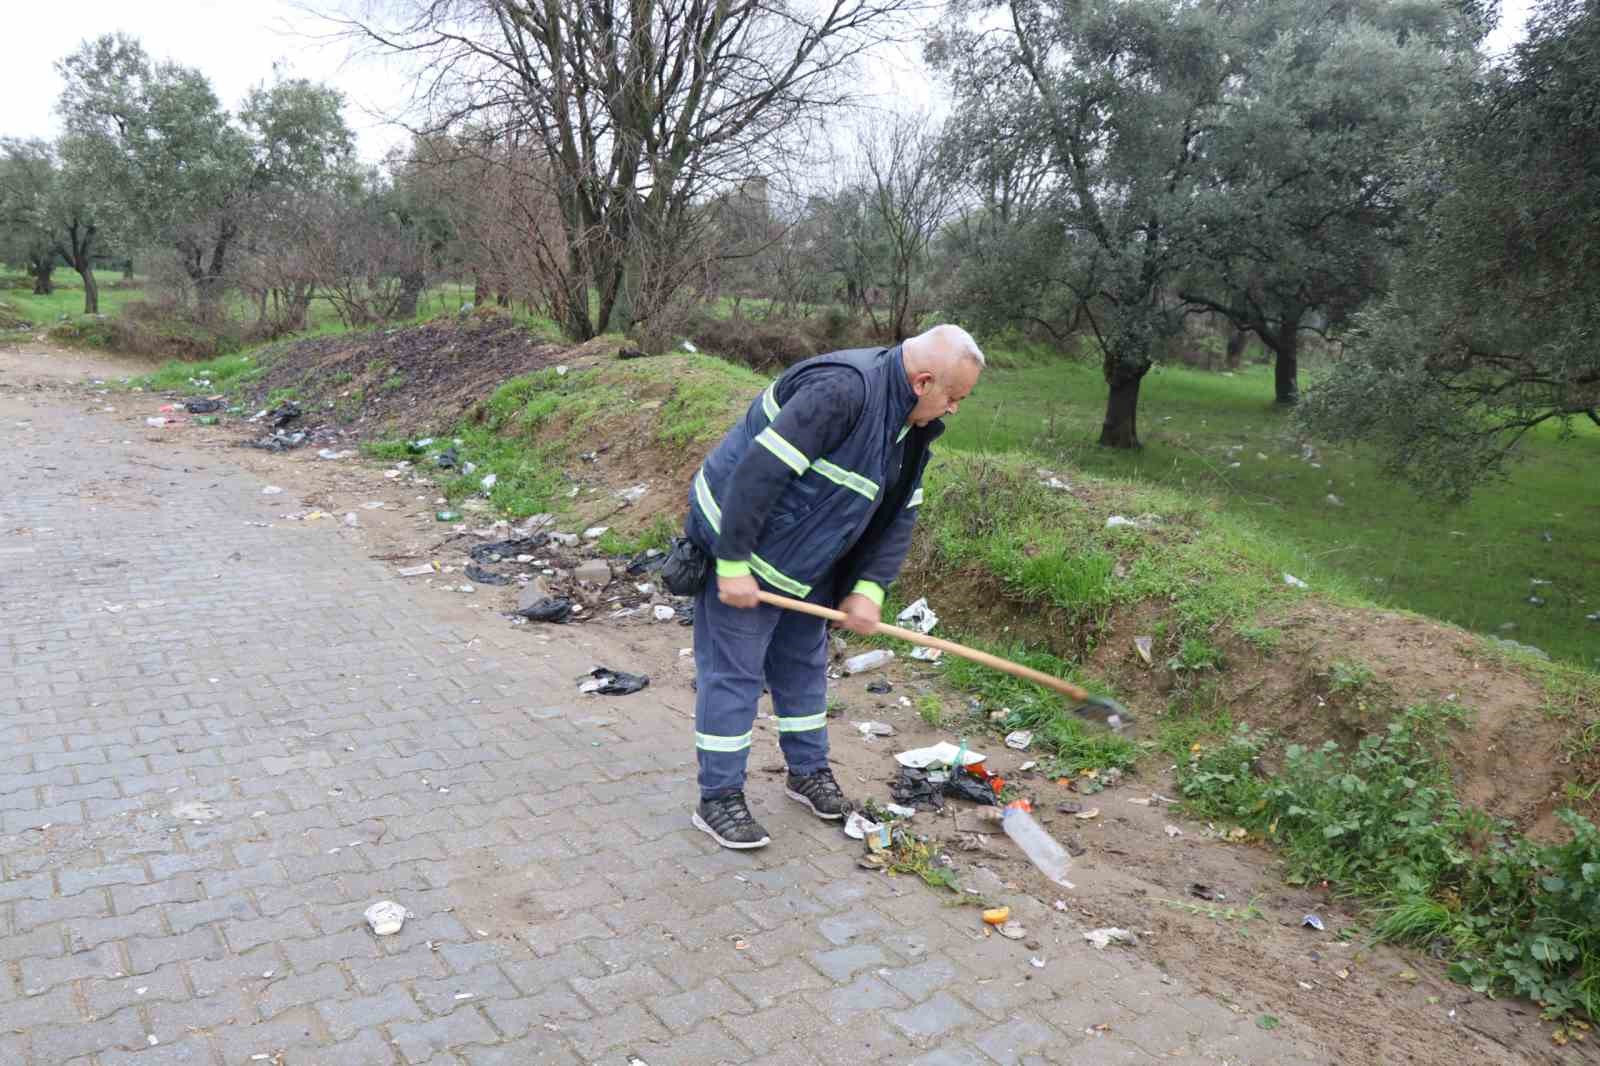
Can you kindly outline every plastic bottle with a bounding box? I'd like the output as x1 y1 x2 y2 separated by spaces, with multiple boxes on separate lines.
844 649 895 675
1001 801 1073 886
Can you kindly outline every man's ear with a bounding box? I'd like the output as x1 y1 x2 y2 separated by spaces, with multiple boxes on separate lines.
910 370 936 397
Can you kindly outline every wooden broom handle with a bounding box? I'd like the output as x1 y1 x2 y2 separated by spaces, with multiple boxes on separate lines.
754 590 1092 702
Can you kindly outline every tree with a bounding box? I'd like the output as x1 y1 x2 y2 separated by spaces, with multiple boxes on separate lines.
858 114 955 341
1299 0 1600 498
0 138 115 313
334 0 917 341
933 0 1243 448
1177 2 1470 404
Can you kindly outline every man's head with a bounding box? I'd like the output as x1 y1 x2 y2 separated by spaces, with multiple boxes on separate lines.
902 324 985 426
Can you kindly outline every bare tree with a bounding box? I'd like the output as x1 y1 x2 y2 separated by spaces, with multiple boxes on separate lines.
328 0 918 341
857 113 954 341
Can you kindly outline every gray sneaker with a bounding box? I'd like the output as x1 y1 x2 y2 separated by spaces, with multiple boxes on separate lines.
785 768 851 820
693 792 771 849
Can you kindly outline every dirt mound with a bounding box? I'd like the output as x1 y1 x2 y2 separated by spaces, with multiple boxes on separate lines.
247 312 614 437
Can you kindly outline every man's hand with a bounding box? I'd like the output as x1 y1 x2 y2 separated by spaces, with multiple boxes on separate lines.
717 573 761 609
836 592 881 635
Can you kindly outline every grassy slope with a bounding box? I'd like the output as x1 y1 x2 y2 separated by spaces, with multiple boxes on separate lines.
944 357 1600 668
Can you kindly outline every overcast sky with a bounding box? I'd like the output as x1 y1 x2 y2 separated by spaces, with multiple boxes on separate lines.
5 0 1534 164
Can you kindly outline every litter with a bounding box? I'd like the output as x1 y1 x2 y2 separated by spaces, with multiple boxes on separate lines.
1041 476 1071 491
884 803 916 819
855 721 896 738
184 398 223 413
171 800 219 822
1004 730 1033 751
982 907 1011 926
1083 928 1138 950
997 921 1027 941
578 667 649 695
364 900 408 936
435 447 459 469
894 742 985 769
1188 884 1222 902
1165 824 1182 838
1134 636 1153 665
1302 914 1325 931
583 526 610 540
549 532 579 547
469 536 549 563
1073 808 1101 821
261 486 284 495
843 811 884 841
574 559 612 585
909 646 943 662
617 484 648 504
1018 760 1037 772
1106 515 1136 529
844 649 895 675
514 597 574 623
267 401 302 428
865 679 893 694
480 473 498 492
1029 956 1046 968
1002 802 1073 886
464 564 511 586
317 448 354 460
145 416 176 427
1283 572 1309 589
895 598 939 635
652 605 676 622
397 563 436 577
436 511 462 522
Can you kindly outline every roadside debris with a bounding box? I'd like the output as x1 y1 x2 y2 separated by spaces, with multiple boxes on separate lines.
261 486 284 495
652 605 676 622
464 564 511 586
855 721 896 739
1083 928 1139 950
249 429 308 451
1165 824 1183 838
514 597 574 623
184 398 223 413
469 536 549 563
896 598 939 634
397 563 437 578
1283 572 1310 589
1106 515 1136 529
844 811 885 842
1004 730 1034 750
1134 636 1153 665
574 559 612 585
982 907 1011 925
1001 801 1074 886
909 646 943 662
1190 884 1223 901
364 901 408 936
895 742 985 769
267 401 302 428
578 666 649 695
1302 914 1325 931
997 920 1028 940
844 649 895 675
866 679 893 694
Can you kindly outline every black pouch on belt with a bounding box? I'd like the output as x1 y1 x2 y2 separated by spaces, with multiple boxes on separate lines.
659 536 711 596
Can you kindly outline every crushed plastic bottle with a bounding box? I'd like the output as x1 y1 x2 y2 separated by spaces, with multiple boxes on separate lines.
844 649 895 675
1001 801 1073 886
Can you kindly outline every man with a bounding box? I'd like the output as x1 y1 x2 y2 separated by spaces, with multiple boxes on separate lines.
684 324 985 849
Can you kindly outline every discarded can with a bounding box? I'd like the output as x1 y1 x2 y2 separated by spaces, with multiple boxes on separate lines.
436 511 462 522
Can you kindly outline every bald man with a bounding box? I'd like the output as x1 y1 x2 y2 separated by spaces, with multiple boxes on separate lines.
682 325 985 849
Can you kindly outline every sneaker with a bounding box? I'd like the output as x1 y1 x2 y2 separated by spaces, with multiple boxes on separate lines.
785 768 852 820
693 792 771 850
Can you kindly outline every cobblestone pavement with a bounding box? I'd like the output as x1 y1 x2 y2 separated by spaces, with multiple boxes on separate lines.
0 391 1325 1065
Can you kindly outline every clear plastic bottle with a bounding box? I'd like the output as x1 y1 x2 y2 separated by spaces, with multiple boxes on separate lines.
844 649 895 675
1001 801 1073 886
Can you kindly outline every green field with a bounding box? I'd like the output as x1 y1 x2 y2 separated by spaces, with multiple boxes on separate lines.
945 355 1600 668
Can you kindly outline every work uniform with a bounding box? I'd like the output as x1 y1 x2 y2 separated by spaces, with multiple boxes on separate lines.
685 345 943 799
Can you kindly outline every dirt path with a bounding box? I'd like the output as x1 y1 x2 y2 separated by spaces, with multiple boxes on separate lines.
2 341 1590 1066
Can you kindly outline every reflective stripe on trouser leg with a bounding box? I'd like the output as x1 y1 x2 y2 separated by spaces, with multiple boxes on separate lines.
764 606 831 776
693 578 783 799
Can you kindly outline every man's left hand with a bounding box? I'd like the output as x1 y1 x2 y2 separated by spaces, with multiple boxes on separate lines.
836 593 881 636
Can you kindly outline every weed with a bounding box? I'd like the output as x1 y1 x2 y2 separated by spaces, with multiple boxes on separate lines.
380 372 406 393
264 386 300 409
1236 625 1283 652
1169 637 1226 673
361 439 413 462
135 351 266 394
1327 659 1377 694
916 695 944 729
327 371 353 387
594 516 677 558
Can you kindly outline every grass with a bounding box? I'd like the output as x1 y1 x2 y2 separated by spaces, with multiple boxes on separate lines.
1 269 145 324
136 351 267 394
950 355 1600 668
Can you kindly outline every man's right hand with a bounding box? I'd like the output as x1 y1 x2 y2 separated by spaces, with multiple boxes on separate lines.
717 573 761 609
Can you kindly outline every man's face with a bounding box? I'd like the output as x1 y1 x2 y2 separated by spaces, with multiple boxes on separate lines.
908 360 981 426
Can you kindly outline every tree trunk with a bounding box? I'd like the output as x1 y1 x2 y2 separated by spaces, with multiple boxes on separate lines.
123 258 134 280
1225 328 1247 370
30 258 54 295
472 273 488 306
1274 323 1300 405
395 271 425 319
1099 364 1150 448
80 266 99 315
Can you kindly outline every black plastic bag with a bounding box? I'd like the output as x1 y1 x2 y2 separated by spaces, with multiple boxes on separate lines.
267 401 302 428
184 398 223 414
891 768 944 811
249 430 306 452
625 548 664 575
866 679 893 694
515 597 574 623
469 536 549 564
579 666 649 695
436 447 459 469
944 766 999 806
464 563 512 586
659 537 710 596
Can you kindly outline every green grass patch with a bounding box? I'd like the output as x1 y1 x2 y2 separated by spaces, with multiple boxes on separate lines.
136 351 267 394
949 356 1600 668
1176 706 1600 1021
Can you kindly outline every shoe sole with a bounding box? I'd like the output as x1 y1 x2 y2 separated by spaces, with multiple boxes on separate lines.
785 787 847 821
692 811 770 850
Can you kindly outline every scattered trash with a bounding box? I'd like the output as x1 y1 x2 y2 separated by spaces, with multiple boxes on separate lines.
884 803 916 819
364 900 408 936
652 605 676 622
317 448 354 460
464 564 512 586
844 649 895 675
1083 928 1139 950
435 447 459 469
865 679 893 694
397 563 437 577
943 765 1001 806
1302 914 1325 931
582 526 610 540
982 907 1011 926
578 667 649 695
617 484 648 504
184 398 223 413
1029 956 1046 968
267 401 302 428
856 721 896 738
997 921 1028 940
1134 636 1153 665
1075 808 1102 821
1004 730 1033 751
909 646 943 662
1325 494 1344 507
1164 824 1183 838
144 415 178 427
680 340 698 353
514 597 574 624
1526 595 1545 607
894 742 985 769
896 598 939 634
1106 515 1136 529
1002 802 1074 886
261 486 284 496
843 811 884 841
171 800 219 822
549 532 579 547
480 473 498 492
1018 760 1037 772
1282 572 1309 589
1040 476 1072 491
436 511 462 522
